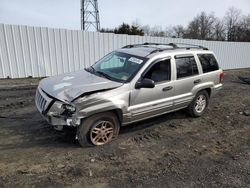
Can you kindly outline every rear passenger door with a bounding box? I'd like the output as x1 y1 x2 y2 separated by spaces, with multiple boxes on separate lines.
173 54 201 109
197 53 221 84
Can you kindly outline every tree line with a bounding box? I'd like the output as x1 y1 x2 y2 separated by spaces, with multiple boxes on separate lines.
100 7 250 42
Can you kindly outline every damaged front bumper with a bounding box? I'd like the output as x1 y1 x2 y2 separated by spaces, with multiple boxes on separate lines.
42 114 81 131
36 87 81 129
43 114 80 126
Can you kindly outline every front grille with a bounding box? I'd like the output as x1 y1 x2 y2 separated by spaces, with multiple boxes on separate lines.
35 88 51 112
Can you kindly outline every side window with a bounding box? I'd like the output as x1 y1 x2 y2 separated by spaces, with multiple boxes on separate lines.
197 54 219 73
175 56 198 79
144 59 171 83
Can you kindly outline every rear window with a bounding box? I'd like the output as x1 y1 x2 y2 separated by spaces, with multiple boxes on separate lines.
175 56 198 79
197 54 219 73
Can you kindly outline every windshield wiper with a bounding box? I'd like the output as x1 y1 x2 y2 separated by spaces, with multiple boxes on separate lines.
95 71 113 80
85 66 95 73
86 66 123 83
85 66 111 80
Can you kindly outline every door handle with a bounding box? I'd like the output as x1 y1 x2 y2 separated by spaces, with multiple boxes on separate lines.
194 79 201 84
162 86 173 92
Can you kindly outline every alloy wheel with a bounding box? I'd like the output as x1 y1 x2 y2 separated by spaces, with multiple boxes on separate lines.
90 121 114 146
195 94 207 113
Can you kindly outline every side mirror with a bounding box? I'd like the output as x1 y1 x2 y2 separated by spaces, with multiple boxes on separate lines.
135 78 155 89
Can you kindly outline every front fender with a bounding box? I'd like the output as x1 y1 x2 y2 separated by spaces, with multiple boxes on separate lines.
77 99 127 119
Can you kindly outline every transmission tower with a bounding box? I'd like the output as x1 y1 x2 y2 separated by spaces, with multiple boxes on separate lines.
81 0 100 31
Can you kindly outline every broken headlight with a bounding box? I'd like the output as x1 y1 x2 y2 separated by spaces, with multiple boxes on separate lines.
61 104 76 116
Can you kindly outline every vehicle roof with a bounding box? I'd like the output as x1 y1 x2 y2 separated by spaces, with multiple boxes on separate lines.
116 43 213 58
116 46 160 57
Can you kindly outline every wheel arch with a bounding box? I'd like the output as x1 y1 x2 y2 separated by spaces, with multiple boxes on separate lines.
204 88 211 97
80 108 123 126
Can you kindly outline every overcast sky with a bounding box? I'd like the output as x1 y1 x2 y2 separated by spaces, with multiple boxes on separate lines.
0 0 250 30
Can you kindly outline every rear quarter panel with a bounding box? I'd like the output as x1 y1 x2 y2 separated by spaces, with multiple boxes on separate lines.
194 52 223 96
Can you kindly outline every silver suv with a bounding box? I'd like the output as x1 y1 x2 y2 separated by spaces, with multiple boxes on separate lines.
35 43 224 146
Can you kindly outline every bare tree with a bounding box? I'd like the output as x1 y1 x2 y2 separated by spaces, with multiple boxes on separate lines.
150 26 165 37
102 7 250 42
236 14 250 42
244 14 250 41
172 25 185 38
199 12 216 39
224 7 242 41
242 14 250 39
165 26 175 37
141 25 151 36
185 12 216 40
213 18 226 41
184 17 200 39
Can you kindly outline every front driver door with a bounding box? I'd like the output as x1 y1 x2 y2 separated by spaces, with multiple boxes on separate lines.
129 58 175 122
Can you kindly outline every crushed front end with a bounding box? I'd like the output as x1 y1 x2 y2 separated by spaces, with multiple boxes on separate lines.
35 87 81 130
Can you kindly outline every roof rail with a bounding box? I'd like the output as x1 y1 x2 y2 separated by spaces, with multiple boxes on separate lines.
122 42 208 51
142 42 178 48
122 42 209 56
122 44 136 48
171 43 209 50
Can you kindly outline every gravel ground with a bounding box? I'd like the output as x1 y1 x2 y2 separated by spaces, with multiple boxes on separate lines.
0 69 250 188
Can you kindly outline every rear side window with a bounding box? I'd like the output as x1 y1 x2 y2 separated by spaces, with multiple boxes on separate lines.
175 56 198 79
197 54 219 73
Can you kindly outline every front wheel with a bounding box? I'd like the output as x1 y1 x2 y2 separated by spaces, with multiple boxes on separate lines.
77 112 120 147
187 90 209 117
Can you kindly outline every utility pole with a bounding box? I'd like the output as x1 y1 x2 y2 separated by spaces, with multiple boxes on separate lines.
81 0 100 31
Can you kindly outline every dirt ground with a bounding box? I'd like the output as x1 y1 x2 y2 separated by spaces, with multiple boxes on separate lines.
0 69 250 188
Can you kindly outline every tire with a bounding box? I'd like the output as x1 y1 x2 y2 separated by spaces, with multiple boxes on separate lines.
187 90 209 117
77 112 120 147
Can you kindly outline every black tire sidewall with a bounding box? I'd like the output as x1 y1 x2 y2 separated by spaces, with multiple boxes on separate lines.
188 91 209 117
78 112 120 147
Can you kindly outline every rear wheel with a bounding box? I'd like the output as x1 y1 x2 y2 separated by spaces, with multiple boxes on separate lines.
78 112 120 147
187 90 209 117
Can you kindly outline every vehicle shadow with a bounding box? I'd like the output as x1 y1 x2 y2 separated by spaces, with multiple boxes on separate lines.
0 109 191 150
0 113 78 150
120 109 191 134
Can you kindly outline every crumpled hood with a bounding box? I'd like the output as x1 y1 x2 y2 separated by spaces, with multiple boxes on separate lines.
39 69 123 102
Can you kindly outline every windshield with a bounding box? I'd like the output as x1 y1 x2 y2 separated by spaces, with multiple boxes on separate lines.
87 52 148 83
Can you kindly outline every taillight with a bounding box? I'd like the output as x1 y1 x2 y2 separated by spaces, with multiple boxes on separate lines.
219 72 224 83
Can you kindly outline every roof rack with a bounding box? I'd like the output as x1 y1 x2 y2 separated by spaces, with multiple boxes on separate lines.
170 43 209 50
143 42 178 48
122 42 209 55
122 43 177 49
